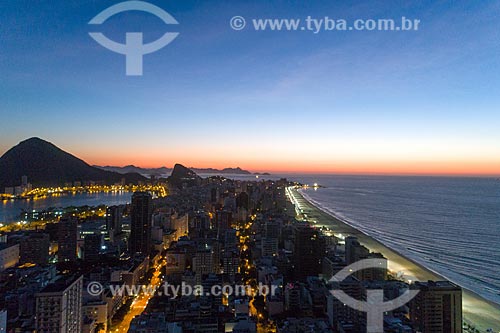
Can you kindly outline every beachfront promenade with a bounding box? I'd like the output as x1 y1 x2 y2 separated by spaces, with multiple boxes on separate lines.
288 186 500 332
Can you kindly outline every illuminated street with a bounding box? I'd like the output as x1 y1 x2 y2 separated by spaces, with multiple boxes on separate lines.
111 258 166 333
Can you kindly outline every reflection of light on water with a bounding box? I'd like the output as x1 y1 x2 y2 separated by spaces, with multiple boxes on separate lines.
1 191 133 224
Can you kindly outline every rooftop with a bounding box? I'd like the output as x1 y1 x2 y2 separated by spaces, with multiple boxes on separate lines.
38 275 82 294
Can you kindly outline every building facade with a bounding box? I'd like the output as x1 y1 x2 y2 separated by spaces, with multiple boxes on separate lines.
129 192 153 255
410 281 462 333
35 275 83 333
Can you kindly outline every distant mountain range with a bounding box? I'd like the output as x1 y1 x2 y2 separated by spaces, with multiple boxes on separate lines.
95 165 268 176
0 138 147 190
0 138 269 192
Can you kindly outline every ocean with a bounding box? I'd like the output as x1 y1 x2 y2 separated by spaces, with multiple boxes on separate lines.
294 175 500 306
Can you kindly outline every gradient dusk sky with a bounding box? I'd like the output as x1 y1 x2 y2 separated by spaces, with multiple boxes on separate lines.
1 0 500 175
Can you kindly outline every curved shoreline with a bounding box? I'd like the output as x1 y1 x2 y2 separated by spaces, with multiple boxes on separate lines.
291 187 500 332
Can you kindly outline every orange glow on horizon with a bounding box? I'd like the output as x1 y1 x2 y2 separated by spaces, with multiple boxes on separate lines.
84 154 500 177
36 135 500 177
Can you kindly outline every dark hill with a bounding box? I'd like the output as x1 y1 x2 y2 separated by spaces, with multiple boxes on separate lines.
0 137 146 190
167 163 201 189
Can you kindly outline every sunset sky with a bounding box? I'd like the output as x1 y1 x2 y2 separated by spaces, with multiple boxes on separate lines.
1 0 500 175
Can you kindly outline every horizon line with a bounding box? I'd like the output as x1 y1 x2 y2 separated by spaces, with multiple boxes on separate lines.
96 164 500 178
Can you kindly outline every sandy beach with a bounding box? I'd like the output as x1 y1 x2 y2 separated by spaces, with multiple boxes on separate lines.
289 187 500 332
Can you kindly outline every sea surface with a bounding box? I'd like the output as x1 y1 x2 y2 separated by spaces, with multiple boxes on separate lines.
0 192 132 223
295 175 500 306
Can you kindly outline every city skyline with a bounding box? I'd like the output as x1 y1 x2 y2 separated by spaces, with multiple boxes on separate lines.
1 0 500 175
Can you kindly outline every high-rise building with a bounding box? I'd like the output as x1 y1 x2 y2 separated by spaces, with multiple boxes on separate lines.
224 229 237 250
344 237 387 281
236 191 249 210
129 192 153 255
20 232 50 265
262 220 281 256
0 243 19 271
410 281 462 333
193 245 215 284
261 238 279 257
293 223 326 281
83 233 102 262
345 236 369 265
265 221 281 239
215 210 232 232
354 252 388 281
327 275 366 332
58 217 78 262
192 212 211 239
106 205 123 240
35 275 83 333
222 250 240 282
210 187 219 203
